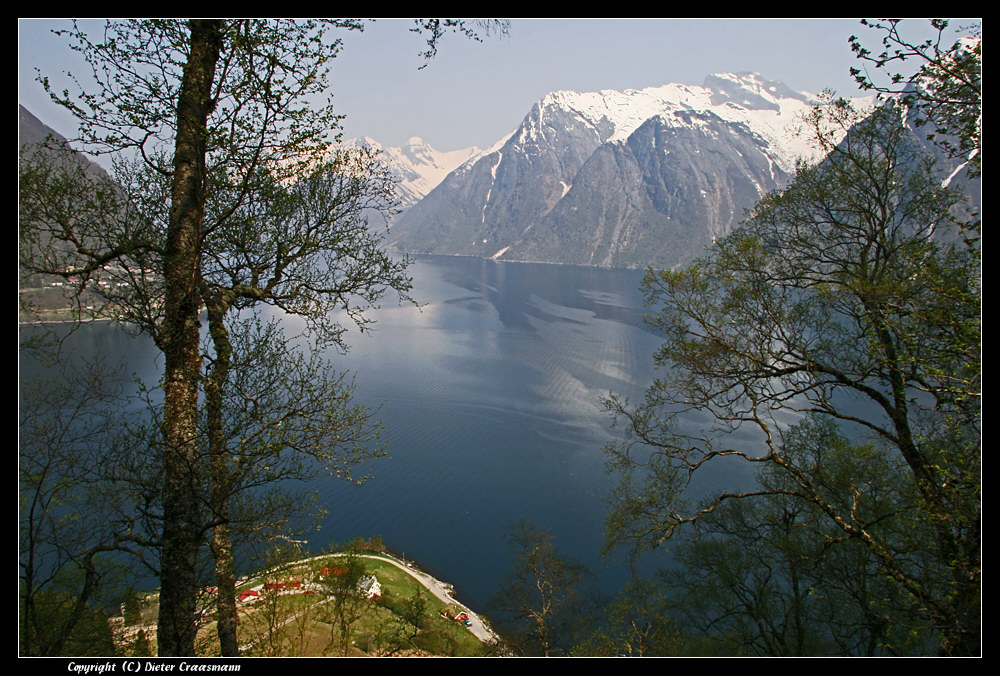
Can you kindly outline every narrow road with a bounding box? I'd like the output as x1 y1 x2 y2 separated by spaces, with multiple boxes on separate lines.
355 554 498 644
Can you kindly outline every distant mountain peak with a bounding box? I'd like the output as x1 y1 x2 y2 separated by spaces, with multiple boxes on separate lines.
340 135 481 211
390 74 878 267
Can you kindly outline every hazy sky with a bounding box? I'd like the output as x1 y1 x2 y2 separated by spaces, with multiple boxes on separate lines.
18 19 958 153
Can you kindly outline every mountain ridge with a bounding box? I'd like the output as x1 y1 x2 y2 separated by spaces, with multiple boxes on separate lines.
388 73 864 268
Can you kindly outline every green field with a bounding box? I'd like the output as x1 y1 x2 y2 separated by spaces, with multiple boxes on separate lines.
120 553 491 657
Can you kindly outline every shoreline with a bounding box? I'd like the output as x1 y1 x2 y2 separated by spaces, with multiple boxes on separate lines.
399 250 648 271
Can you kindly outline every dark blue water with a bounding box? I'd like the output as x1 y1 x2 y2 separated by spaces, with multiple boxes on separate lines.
274 257 660 607
295 255 667 611
20 255 750 614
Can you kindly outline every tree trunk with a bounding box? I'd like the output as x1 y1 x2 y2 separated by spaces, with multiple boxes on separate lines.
211 521 239 657
156 19 222 657
203 290 240 656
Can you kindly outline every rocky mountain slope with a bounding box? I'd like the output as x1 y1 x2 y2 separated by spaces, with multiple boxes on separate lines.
19 104 61 149
19 104 108 179
388 74 864 268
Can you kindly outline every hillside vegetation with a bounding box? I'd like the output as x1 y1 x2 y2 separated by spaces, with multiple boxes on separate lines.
114 549 493 657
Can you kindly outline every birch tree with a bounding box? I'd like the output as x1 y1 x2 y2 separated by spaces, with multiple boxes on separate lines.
21 18 501 655
603 100 980 654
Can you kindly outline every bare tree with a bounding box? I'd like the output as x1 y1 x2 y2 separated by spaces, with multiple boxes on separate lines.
492 521 594 656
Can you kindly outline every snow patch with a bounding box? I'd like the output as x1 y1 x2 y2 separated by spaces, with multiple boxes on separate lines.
482 151 503 223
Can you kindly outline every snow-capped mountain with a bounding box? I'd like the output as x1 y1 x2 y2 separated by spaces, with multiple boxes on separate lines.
390 73 873 268
343 136 482 210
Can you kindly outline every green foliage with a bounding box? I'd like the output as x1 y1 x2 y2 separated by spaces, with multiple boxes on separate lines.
43 20 357 169
315 546 372 656
574 577 682 656
209 318 387 503
19 589 117 656
232 551 484 656
131 629 153 657
22 20 422 656
22 18 506 657
664 418 938 655
603 98 980 654
849 19 981 176
121 588 146 626
411 628 458 656
399 586 429 632
360 535 387 553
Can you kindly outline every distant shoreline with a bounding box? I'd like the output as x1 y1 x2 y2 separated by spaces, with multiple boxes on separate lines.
402 250 647 271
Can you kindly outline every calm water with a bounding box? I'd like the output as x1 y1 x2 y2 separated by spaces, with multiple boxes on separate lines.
20 255 744 612
299 255 666 610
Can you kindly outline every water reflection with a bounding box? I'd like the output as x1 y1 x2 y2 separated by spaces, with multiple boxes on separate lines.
19 255 755 613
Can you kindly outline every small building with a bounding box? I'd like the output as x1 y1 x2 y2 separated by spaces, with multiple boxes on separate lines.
238 590 260 603
357 575 381 599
